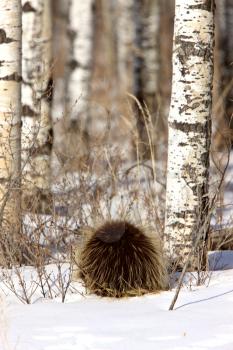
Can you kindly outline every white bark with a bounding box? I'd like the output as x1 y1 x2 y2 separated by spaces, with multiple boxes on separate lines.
22 0 53 197
67 0 94 127
116 0 134 94
0 0 21 228
164 0 215 266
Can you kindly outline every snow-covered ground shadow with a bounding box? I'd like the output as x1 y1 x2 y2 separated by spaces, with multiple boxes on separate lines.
209 251 233 270
174 288 233 311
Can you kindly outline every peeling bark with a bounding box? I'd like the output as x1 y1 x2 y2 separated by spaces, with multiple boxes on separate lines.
22 0 53 206
164 0 215 268
0 0 22 231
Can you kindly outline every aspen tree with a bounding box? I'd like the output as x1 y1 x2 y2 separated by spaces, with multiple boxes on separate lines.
133 0 160 113
98 0 117 79
133 0 160 159
164 0 215 268
116 0 134 94
0 1 22 232
52 0 69 123
22 0 53 208
66 0 94 132
220 0 233 128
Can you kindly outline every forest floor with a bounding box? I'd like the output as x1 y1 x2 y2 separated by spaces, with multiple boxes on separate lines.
0 137 232 350
1 251 233 350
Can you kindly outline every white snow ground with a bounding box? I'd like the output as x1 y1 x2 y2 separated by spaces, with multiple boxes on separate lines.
0 252 233 350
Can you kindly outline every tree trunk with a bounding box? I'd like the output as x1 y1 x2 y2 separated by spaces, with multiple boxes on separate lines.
97 0 117 80
116 0 134 95
211 0 228 150
50 0 69 175
22 0 53 211
164 0 215 269
0 0 22 232
220 0 233 129
133 0 160 113
52 0 69 123
66 0 94 132
159 0 174 124
133 0 161 159
0 1 22 265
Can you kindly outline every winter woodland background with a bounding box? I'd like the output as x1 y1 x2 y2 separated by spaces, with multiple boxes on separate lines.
0 0 233 349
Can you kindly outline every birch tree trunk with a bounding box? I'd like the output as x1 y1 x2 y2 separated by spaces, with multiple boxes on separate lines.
211 1 227 149
116 0 134 95
134 0 160 113
52 0 69 123
97 0 117 79
22 0 53 210
133 0 160 159
164 0 215 269
221 0 233 128
0 1 22 233
160 0 174 124
66 0 94 134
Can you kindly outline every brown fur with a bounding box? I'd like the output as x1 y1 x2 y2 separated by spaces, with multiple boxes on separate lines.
75 220 168 297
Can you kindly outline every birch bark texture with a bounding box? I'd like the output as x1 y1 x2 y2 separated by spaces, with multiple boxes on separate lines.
22 0 53 200
0 0 22 229
66 0 94 130
164 0 215 266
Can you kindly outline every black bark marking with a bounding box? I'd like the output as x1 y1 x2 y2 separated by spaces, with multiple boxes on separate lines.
175 38 212 65
41 77 53 103
182 163 198 183
0 72 21 82
178 142 188 147
22 105 38 117
69 59 89 71
179 80 193 84
22 2 36 12
189 0 215 12
169 120 208 133
169 222 186 230
200 151 209 167
0 29 15 44
69 59 80 70
168 210 198 229
30 128 53 156
179 102 201 114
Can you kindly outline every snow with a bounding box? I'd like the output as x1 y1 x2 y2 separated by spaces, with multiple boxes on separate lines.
1 252 233 350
